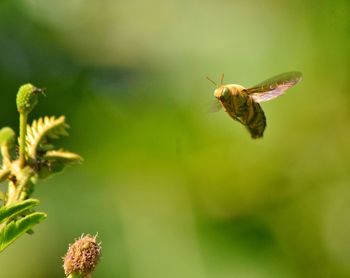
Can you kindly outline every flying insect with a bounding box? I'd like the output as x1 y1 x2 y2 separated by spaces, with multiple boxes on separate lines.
208 71 302 138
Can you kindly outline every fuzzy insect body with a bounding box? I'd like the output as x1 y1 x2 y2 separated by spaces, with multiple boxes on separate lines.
209 72 302 138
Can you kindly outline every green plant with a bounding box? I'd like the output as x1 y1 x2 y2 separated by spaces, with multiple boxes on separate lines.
0 84 81 253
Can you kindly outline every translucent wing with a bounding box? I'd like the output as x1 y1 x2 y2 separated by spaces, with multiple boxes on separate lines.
208 99 222 113
246 71 302 103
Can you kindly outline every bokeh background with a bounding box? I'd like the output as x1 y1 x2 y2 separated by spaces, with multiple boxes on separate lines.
0 0 349 277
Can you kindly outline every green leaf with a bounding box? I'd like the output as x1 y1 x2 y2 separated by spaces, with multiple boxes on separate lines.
36 150 82 179
0 212 47 253
0 199 39 224
37 160 65 179
26 116 69 159
44 150 83 163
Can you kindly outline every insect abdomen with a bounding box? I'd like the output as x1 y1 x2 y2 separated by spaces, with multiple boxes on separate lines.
244 98 266 138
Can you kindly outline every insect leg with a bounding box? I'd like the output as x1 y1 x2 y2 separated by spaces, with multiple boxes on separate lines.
245 97 256 123
232 115 245 125
225 99 243 124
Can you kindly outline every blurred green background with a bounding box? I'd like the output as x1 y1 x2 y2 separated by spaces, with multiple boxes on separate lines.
0 0 349 277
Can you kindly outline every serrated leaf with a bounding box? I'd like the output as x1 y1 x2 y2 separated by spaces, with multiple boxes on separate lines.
0 199 39 224
26 116 69 159
0 212 47 253
44 150 83 163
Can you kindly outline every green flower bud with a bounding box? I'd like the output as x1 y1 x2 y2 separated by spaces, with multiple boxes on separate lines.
63 234 102 278
0 127 15 147
16 83 43 114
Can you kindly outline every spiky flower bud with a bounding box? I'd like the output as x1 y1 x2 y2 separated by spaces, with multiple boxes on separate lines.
63 234 102 278
0 127 15 147
16 84 43 114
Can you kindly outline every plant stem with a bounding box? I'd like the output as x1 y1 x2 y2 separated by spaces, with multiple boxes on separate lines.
15 172 33 202
4 181 16 206
19 113 28 168
0 145 11 168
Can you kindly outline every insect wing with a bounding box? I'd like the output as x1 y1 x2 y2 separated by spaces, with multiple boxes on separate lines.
208 99 222 113
247 71 302 103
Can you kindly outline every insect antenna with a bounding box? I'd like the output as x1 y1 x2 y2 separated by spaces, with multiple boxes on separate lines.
220 73 225 85
206 76 218 87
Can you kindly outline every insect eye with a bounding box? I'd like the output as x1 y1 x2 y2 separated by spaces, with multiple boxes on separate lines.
221 87 230 99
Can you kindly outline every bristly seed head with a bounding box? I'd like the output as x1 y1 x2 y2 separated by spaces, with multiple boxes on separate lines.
63 234 102 277
16 83 44 114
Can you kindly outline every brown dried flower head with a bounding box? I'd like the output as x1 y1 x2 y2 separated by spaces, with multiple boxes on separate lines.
63 234 102 277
